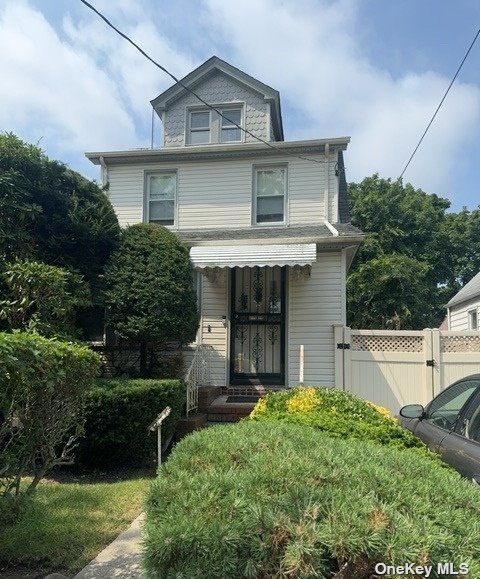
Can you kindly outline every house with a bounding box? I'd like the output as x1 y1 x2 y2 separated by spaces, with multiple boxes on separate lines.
86 56 364 389
446 271 480 331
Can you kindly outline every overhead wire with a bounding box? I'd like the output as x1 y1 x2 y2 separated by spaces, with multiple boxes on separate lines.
399 26 480 180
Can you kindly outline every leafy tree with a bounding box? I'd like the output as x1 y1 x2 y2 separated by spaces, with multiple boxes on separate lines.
440 208 480 291
0 133 120 285
347 175 452 329
103 223 199 376
0 260 90 338
347 254 430 329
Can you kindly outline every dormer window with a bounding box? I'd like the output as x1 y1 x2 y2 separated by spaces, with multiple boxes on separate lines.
187 105 244 145
221 109 242 142
189 111 211 144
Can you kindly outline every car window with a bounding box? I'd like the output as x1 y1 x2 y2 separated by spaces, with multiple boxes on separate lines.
467 404 480 443
426 380 480 431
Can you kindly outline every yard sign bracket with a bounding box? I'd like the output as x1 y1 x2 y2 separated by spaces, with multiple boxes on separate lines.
148 406 171 469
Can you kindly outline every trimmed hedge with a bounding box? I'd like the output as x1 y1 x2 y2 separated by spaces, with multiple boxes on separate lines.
144 421 480 578
249 386 429 453
77 378 183 468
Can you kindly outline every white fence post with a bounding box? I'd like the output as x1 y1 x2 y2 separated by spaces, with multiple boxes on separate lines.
299 345 304 385
423 329 434 400
431 329 441 397
343 326 352 392
333 324 344 389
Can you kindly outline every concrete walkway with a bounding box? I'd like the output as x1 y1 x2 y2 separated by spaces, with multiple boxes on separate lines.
74 513 145 579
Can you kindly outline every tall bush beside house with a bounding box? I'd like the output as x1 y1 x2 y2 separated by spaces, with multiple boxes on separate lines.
0 333 100 513
103 223 199 377
0 260 90 338
77 378 184 468
0 133 120 284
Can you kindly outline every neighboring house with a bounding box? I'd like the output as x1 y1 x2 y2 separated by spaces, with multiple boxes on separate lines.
447 272 480 331
86 56 364 388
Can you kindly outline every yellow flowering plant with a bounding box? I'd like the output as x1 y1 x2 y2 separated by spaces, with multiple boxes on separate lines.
249 386 429 453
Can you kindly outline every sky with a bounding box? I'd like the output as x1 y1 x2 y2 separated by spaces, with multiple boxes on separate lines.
1 0 479 210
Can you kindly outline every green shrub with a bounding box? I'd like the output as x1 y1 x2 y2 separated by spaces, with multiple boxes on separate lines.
144 421 480 578
249 386 428 453
0 332 100 498
77 378 183 468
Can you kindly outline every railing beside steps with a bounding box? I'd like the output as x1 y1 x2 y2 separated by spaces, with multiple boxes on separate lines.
184 344 213 416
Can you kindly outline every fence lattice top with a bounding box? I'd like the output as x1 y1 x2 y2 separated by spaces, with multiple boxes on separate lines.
441 335 480 353
351 335 424 353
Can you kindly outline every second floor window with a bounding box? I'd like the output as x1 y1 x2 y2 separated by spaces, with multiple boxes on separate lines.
147 172 176 226
254 166 287 224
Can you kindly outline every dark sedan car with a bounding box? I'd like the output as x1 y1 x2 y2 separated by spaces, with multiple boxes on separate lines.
399 374 480 484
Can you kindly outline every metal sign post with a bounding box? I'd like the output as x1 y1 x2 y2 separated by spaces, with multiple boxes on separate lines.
148 406 171 469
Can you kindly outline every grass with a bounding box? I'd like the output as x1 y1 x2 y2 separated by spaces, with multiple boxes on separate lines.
0 472 150 577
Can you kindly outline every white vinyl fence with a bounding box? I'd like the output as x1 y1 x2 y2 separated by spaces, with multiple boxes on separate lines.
334 326 480 414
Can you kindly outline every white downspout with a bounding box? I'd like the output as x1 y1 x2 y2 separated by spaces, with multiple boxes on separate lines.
324 142 330 221
323 143 339 236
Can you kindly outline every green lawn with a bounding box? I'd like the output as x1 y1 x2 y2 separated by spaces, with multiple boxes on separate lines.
0 474 150 577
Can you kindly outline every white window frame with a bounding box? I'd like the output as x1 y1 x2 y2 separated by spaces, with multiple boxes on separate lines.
144 171 177 227
253 164 288 226
188 110 211 145
186 103 244 145
220 108 243 143
468 308 479 330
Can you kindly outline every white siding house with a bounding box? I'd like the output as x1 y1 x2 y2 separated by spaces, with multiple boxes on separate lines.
447 272 480 331
86 56 364 388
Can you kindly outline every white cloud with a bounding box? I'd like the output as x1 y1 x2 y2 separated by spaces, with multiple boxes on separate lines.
204 0 480 191
1 0 478 197
0 1 139 154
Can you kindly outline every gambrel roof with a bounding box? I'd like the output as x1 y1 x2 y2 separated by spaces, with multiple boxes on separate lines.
150 56 284 141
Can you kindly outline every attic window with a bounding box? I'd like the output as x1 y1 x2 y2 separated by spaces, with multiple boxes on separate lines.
187 105 244 145
189 111 211 144
221 109 242 142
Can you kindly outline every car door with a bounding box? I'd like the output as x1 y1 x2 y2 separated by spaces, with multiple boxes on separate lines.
413 379 480 454
438 384 480 480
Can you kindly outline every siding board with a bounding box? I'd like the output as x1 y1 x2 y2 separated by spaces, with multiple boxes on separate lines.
288 252 343 386
106 152 339 228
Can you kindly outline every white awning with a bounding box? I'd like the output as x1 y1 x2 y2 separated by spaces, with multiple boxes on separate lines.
190 243 317 269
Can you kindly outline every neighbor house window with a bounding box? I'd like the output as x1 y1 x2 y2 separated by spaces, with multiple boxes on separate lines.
189 111 211 144
187 105 243 145
468 309 478 330
254 166 287 224
220 108 242 143
147 172 176 226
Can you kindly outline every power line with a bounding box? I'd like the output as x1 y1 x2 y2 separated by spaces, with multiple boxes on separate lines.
400 26 480 180
79 0 330 165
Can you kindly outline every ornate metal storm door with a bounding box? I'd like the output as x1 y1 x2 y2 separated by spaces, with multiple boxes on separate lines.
230 266 286 385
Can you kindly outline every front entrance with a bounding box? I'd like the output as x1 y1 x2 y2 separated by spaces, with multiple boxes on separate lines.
230 266 286 385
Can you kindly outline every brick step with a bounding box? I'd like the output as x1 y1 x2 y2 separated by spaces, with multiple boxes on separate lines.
206 395 258 423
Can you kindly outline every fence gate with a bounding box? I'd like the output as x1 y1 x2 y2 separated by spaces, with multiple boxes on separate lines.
334 326 480 414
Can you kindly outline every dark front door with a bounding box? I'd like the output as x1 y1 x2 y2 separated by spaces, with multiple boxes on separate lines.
230 266 286 386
